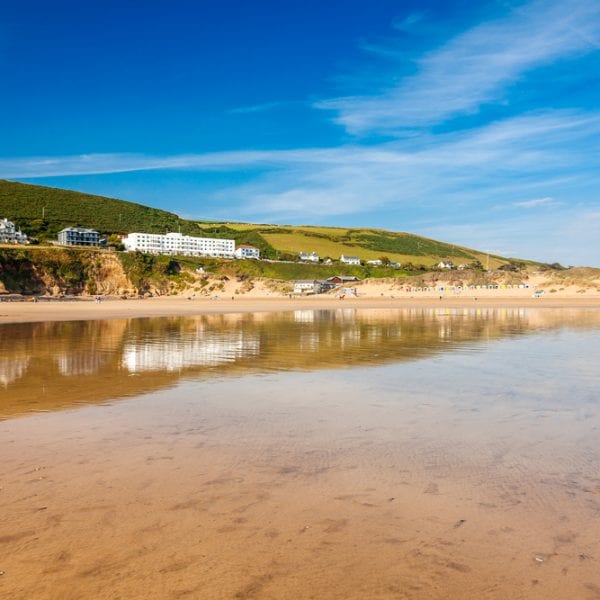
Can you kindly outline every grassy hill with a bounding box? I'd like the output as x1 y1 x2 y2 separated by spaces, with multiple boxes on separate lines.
0 179 199 239
196 222 510 269
1 179 517 268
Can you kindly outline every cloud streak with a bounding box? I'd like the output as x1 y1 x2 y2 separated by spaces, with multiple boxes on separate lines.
3 110 598 181
227 101 286 114
2 0 599 265
316 0 600 135
513 197 557 208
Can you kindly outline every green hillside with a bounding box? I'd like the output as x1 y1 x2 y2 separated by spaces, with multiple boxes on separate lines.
196 223 510 269
0 179 199 238
1 179 516 268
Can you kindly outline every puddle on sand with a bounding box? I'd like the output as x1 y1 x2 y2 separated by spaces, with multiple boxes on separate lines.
0 308 599 599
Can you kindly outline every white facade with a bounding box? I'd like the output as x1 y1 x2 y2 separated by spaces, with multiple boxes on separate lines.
234 245 260 259
294 280 321 294
0 218 28 244
293 280 335 295
299 251 320 262
340 255 361 265
123 232 234 258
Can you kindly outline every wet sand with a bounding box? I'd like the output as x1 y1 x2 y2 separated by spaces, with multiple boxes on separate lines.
1 294 599 324
2 366 600 600
1 310 599 599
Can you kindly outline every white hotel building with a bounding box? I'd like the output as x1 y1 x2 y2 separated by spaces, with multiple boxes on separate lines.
123 232 235 258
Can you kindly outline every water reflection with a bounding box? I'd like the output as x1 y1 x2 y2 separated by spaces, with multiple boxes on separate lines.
1 307 599 418
0 357 30 387
122 331 260 372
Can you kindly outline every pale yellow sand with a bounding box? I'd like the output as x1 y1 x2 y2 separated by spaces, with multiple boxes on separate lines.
0 294 599 325
0 272 598 324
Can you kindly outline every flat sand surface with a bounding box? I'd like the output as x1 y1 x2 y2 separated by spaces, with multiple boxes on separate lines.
1 308 599 598
1 294 599 324
2 356 600 600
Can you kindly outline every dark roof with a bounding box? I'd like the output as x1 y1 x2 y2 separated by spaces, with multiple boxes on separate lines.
60 227 99 234
327 275 360 282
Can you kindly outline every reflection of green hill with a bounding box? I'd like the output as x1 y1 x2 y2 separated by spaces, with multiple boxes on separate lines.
1 308 599 419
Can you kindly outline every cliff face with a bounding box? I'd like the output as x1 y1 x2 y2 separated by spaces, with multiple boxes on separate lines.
0 248 134 296
82 253 133 296
0 248 273 298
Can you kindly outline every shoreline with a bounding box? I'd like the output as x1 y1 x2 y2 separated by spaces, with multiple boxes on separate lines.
1 294 599 324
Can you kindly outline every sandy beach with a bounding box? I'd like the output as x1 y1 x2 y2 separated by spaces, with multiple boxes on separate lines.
2 291 599 599
0 292 599 324
2 317 600 599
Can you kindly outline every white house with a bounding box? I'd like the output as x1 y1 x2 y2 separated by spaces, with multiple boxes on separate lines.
123 232 234 258
294 280 321 294
340 255 361 265
437 261 454 269
234 245 260 259
0 218 28 244
293 280 335 295
298 251 320 262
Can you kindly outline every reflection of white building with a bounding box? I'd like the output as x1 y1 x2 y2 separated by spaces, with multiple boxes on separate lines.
56 353 105 376
122 332 260 372
340 326 362 349
0 357 30 387
294 310 315 323
123 232 235 258
299 331 320 351
0 218 28 244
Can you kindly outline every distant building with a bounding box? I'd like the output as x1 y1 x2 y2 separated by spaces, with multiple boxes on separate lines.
340 255 361 265
326 275 360 286
0 218 28 244
298 251 320 263
294 280 321 294
366 259 383 266
122 232 234 258
58 227 100 247
437 261 454 269
293 280 335 295
234 245 260 260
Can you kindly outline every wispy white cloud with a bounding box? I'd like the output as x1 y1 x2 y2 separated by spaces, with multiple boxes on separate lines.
228 101 286 115
420 208 600 266
316 0 600 135
3 0 599 265
3 109 597 181
513 196 557 208
392 12 426 32
2 109 599 263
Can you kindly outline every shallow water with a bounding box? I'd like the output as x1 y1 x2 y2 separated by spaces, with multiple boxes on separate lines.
1 308 599 599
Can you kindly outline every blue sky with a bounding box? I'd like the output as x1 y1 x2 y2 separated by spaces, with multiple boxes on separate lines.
1 0 599 265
